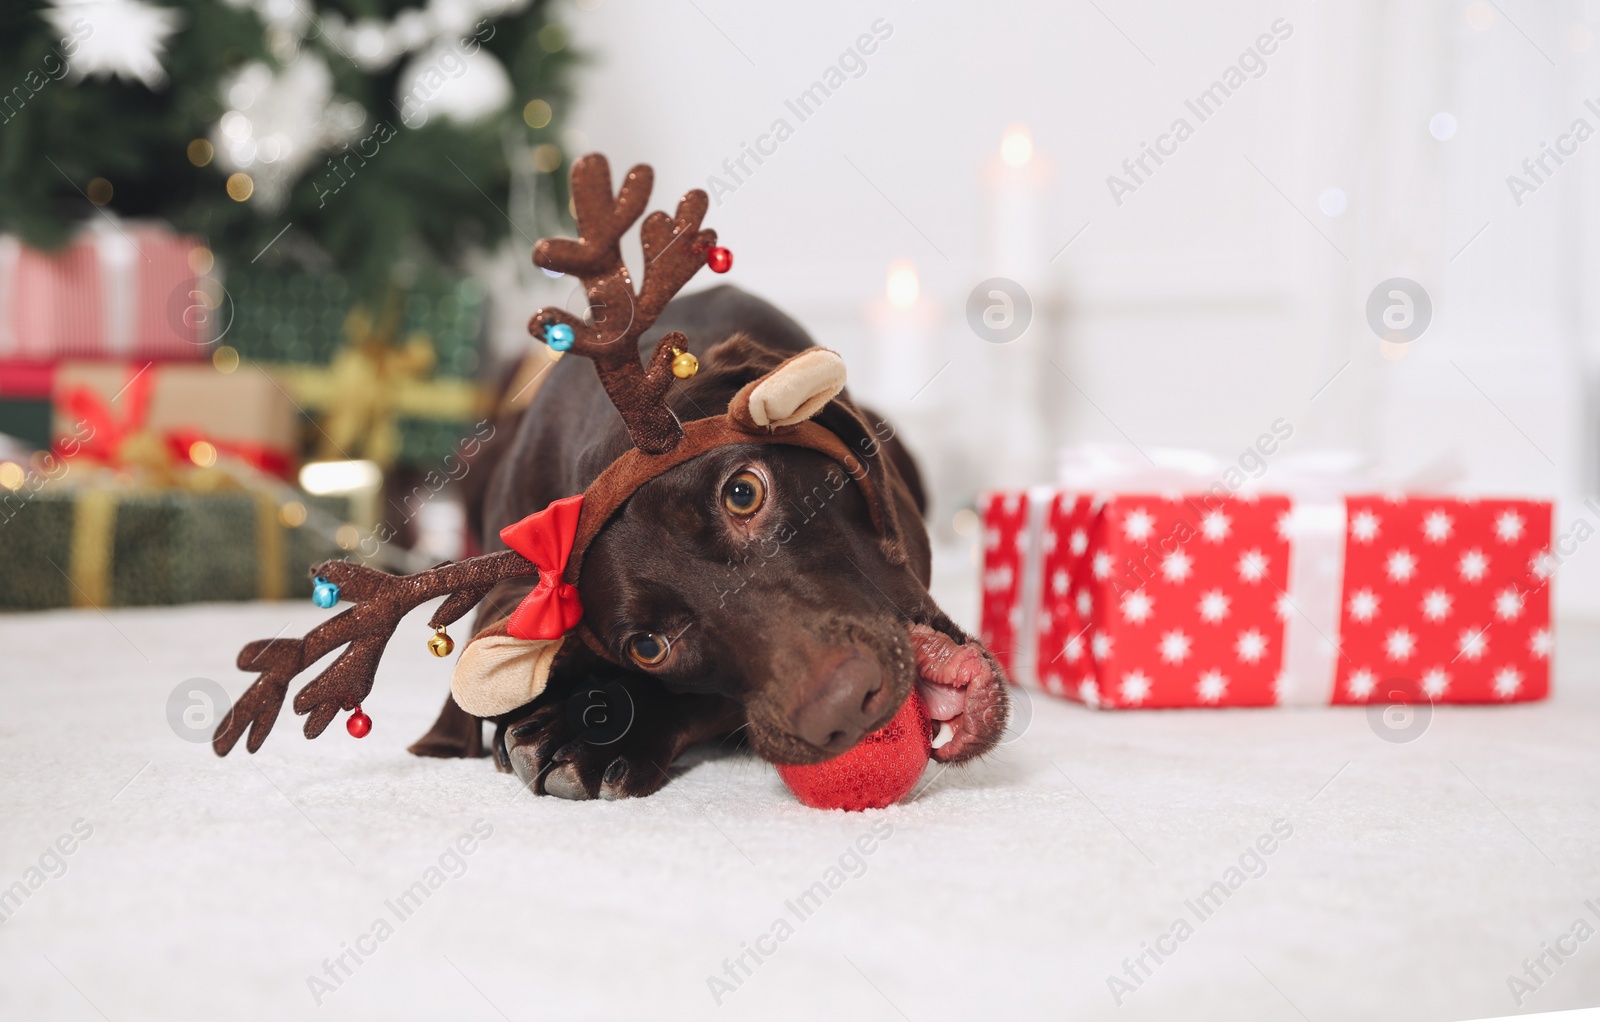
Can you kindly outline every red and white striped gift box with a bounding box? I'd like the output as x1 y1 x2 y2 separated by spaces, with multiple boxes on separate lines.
0 223 213 362
979 490 1554 708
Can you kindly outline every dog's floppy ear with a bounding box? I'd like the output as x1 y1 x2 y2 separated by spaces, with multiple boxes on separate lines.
807 392 915 566
689 332 789 391
451 621 563 717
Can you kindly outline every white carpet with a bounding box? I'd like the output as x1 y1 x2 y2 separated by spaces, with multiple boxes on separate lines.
3 583 1599 1021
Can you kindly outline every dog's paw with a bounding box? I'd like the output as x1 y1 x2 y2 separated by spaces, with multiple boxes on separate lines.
497 678 697 800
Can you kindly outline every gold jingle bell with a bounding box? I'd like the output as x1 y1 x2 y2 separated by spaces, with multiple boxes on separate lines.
427 629 455 657
670 349 699 379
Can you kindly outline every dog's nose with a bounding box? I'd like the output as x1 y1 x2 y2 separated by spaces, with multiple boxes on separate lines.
788 654 886 754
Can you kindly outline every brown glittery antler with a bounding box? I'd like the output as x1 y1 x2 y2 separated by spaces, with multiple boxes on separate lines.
527 153 716 454
212 551 537 756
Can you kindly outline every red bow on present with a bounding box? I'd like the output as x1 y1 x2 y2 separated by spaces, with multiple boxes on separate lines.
58 367 295 480
161 429 295 480
59 364 154 464
500 494 585 640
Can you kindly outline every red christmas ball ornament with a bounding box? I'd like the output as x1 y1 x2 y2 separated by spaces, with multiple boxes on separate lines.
347 707 372 738
776 689 931 811
705 245 733 273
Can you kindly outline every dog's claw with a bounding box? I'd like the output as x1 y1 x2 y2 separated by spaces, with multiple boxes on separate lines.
538 740 606 799
598 758 632 800
551 738 584 766
542 762 590 800
506 741 542 790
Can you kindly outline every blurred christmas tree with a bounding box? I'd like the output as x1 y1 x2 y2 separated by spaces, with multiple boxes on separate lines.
0 0 576 302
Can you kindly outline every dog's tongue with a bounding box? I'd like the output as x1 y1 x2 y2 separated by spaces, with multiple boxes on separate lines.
906 622 1007 763
909 624 982 722
916 679 967 721
909 624 986 718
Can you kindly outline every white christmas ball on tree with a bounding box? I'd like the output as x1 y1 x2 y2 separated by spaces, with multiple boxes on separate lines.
396 44 512 128
212 55 365 211
45 0 181 88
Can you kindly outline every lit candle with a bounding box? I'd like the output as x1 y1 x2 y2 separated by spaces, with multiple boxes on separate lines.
978 124 1051 487
865 258 941 412
986 124 1047 282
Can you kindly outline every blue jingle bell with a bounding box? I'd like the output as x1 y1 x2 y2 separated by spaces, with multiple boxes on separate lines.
544 322 575 352
311 577 340 609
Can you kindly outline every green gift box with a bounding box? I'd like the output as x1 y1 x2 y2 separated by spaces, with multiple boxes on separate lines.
223 267 488 468
0 397 52 450
0 483 350 610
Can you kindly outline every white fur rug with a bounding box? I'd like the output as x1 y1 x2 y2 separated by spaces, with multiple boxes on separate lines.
2 583 1597 1021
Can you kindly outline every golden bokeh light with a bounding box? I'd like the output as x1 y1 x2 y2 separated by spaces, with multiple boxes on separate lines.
188 440 218 467
523 99 553 129
951 508 980 537
532 143 563 173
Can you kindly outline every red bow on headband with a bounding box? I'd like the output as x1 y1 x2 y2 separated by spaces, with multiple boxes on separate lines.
500 494 586 641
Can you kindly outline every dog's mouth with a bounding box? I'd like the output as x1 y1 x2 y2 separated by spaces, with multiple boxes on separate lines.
745 617 1010 767
908 622 1009 763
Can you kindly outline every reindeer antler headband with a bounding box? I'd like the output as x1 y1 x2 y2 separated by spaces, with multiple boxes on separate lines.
213 153 904 757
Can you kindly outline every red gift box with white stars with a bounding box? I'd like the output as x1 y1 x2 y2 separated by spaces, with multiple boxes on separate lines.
978 491 1553 708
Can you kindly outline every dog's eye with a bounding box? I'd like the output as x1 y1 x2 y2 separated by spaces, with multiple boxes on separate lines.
628 633 670 667
723 470 766 516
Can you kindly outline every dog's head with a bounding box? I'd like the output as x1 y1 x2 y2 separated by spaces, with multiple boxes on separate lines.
572 335 1009 766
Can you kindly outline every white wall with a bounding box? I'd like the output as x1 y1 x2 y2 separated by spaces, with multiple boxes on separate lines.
551 0 1600 614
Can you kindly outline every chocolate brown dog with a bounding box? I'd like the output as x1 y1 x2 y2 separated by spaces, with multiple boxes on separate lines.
409 283 1009 800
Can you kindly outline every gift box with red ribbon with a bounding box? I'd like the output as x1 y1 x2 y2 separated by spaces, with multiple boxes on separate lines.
1 360 343 610
0 224 214 362
980 488 1554 708
52 361 298 480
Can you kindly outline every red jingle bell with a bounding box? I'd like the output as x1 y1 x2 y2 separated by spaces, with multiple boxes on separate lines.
705 245 733 273
347 708 372 738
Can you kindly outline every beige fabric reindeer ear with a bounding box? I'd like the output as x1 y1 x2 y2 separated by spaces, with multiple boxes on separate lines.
450 621 563 717
729 348 847 431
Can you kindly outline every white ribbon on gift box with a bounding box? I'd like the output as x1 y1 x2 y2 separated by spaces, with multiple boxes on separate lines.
1007 484 1058 693
1045 443 1464 706
0 235 21 357
91 220 141 357
0 224 143 360
1277 501 1346 705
